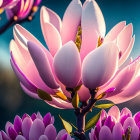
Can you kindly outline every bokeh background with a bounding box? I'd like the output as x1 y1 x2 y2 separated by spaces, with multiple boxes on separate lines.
0 0 140 136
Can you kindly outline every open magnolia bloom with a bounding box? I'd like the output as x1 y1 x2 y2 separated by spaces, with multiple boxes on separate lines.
89 106 140 140
0 0 42 20
0 112 73 140
10 0 140 110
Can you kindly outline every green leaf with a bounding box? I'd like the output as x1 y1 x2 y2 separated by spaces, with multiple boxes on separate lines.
72 92 79 109
94 103 114 109
59 115 72 134
37 89 52 101
70 122 78 130
85 111 102 131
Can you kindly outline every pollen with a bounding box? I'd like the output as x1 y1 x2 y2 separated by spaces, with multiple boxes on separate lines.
13 16 18 21
75 26 82 52
97 36 104 48
0 8 4 14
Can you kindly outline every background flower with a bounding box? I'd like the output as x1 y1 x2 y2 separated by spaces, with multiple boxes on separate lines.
89 106 140 140
0 112 74 140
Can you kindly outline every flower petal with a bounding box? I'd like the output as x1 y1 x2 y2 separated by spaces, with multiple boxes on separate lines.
61 0 82 44
106 76 140 104
40 7 62 56
29 119 45 140
97 56 139 98
119 35 135 66
108 106 120 121
131 125 139 140
22 117 32 140
43 113 52 127
15 135 26 140
112 123 123 140
40 6 62 32
55 129 67 140
80 0 106 61
39 135 48 140
82 42 119 89
120 108 132 117
104 21 126 42
78 85 91 102
123 117 135 132
28 41 59 89
117 23 133 55
133 112 140 124
14 115 22 134
53 41 81 88
99 126 112 140
44 124 57 140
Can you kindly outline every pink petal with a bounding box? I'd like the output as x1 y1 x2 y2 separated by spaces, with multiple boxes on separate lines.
119 35 135 66
55 129 67 140
108 106 120 121
28 41 59 89
104 21 126 42
29 119 45 140
20 82 40 99
44 124 57 140
53 41 81 88
40 6 62 33
40 7 62 56
15 135 26 140
96 56 139 98
106 76 140 104
22 117 32 140
120 108 132 117
112 123 123 140
13 24 53 68
78 85 91 102
39 135 48 140
131 125 139 140
61 0 82 44
99 126 112 140
82 42 119 89
123 117 135 132
80 0 106 61
117 23 133 55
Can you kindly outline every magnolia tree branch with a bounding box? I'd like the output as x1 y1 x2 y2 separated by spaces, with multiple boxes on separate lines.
67 88 97 140
0 9 37 34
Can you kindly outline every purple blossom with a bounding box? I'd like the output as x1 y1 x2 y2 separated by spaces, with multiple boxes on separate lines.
89 106 140 140
0 112 73 140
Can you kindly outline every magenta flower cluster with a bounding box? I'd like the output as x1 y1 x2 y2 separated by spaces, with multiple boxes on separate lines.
89 106 140 140
0 112 73 140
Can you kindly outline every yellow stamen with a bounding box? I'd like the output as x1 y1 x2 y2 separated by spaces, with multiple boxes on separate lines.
97 36 103 48
32 6 38 12
55 91 67 101
13 16 18 21
0 8 4 14
75 26 82 52
126 127 131 140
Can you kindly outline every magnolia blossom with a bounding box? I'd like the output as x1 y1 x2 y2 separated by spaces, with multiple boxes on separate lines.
10 0 140 109
89 106 140 140
0 0 19 9
0 0 41 20
0 112 73 140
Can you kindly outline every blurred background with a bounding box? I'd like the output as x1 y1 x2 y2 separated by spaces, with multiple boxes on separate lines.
0 0 140 135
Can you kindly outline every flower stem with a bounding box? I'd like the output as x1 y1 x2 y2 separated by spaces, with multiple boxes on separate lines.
73 89 97 140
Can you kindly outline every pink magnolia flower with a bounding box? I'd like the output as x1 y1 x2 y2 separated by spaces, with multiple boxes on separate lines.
89 106 140 140
1 0 41 20
0 0 19 9
0 112 73 140
10 0 140 109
